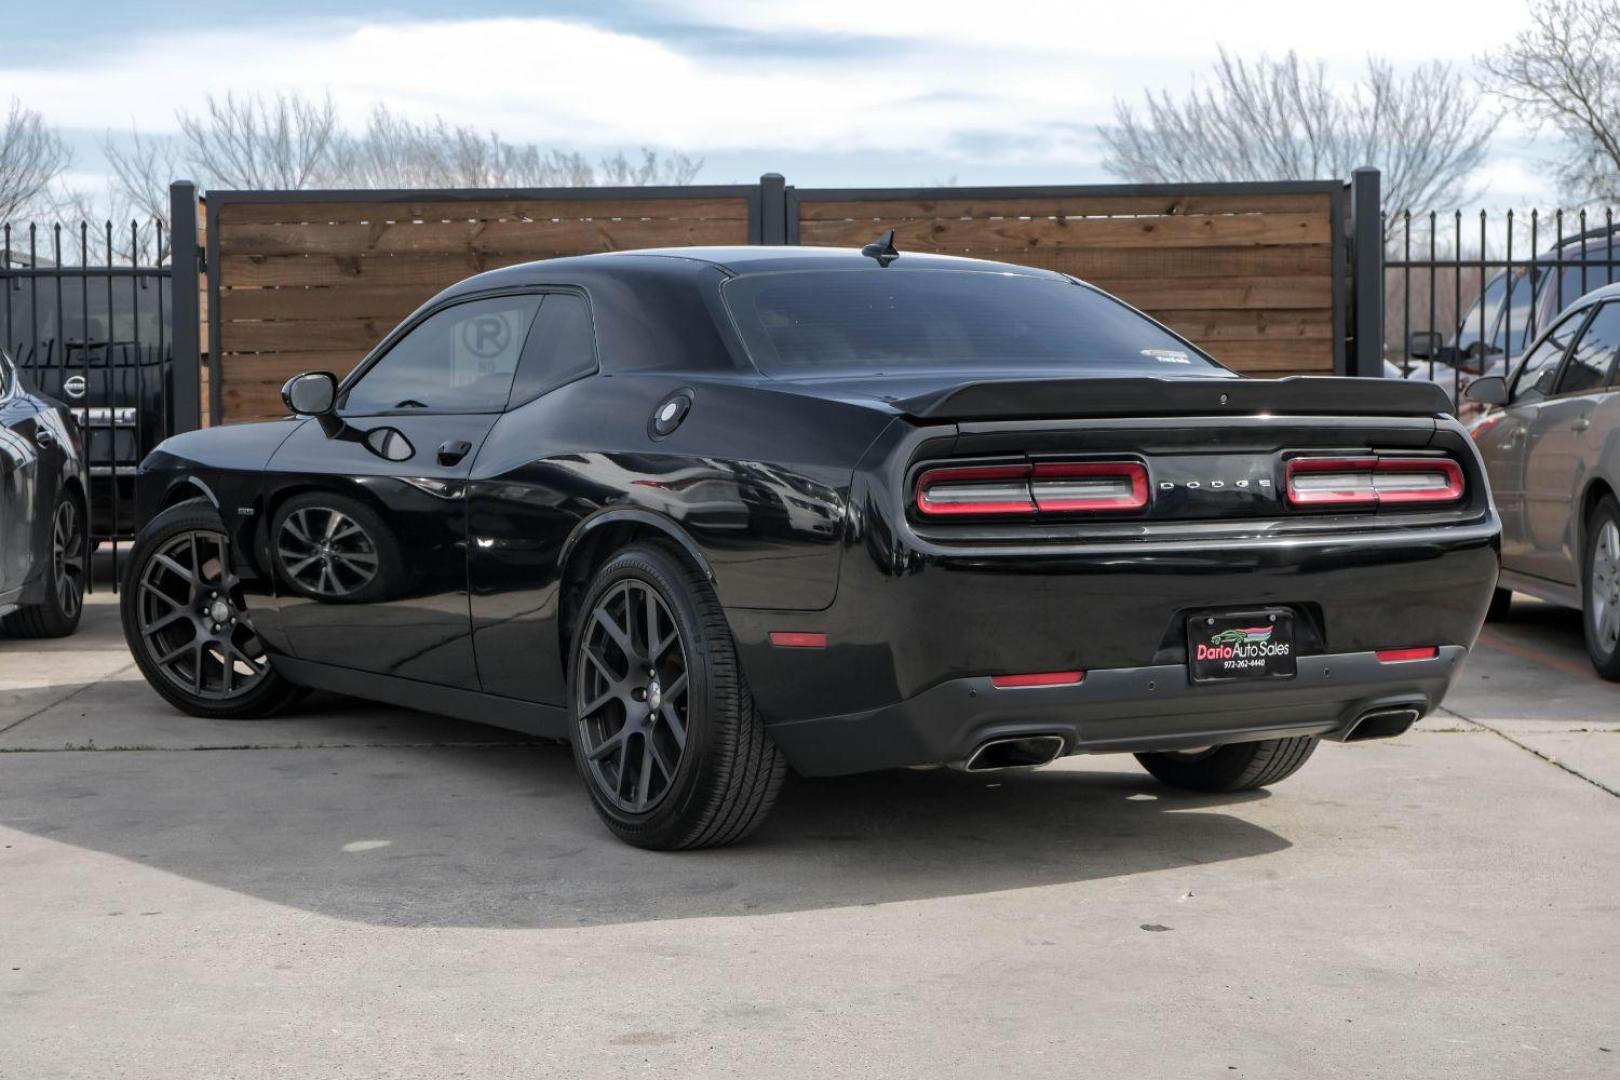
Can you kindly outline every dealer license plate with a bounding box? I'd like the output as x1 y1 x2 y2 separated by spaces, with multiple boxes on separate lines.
1187 610 1297 682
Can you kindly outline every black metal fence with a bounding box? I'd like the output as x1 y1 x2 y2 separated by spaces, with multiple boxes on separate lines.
1384 207 1620 404
2 218 176 591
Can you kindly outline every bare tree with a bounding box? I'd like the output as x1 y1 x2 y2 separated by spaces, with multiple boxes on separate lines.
328 105 702 189
0 98 72 221
1101 50 1498 214
1482 0 1620 203
177 91 341 189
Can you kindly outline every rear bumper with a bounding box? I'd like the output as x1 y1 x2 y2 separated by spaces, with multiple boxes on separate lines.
767 646 1466 776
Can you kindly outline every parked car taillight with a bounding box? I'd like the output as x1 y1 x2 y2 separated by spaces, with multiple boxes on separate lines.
1284 456 1465 508
914 461 1148 517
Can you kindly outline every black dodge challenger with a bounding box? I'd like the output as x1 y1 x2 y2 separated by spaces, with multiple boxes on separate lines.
121 243 1500 848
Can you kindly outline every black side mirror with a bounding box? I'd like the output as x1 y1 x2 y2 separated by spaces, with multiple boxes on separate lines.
282 371 338 417
1407 330 1443 360
1464 375 1509 406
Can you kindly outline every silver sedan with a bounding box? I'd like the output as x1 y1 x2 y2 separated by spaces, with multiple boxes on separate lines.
1467 282 1620 678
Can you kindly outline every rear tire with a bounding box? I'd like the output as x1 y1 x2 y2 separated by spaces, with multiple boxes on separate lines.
1485 586 1513 621
1135 736 1319 793
1 488 85 639
569 540 787 850
120 499 304 720
1581 495 1620 681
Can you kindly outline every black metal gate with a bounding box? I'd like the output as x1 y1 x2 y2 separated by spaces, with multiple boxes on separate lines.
1385 207 1620 405
0 190 205 564
2 223 169 551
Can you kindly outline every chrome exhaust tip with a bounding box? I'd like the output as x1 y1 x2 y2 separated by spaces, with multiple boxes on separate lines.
1343 706 1422 742
956 734 1066 772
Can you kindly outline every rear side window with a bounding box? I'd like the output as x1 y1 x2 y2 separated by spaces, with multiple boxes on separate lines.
1557 302 1620 394
1513 309 1584 404
721 269 1227 378
507 293 597 407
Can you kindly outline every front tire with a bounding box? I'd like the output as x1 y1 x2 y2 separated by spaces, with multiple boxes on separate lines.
120 499 304 719
1135 736 1319 793
2 488 86 639
1582 495 1620 681
569 540 786 850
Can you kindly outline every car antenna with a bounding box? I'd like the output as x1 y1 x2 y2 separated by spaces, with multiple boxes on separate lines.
861 228 900 267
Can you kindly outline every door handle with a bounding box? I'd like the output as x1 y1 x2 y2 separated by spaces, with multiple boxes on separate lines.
33 427 54 448
437 439 474 466
1572 417 1592 434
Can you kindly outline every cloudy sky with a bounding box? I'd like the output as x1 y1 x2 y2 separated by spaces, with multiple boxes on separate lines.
3 0 1558 206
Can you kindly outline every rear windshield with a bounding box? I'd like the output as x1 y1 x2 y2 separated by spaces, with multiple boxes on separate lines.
720 268 1227 377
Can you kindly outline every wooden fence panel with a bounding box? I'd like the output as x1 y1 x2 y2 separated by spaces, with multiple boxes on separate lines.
792 188 1342 379
208 181 1346 423
211 192 755 423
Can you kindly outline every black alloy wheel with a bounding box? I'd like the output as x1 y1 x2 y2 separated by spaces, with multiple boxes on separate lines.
137 529 269 700
575 578 691 814
121 500 304 719
569 541 787 849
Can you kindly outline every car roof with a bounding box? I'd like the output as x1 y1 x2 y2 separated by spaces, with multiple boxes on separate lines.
615 245 1068 278
1555 280 1620 306
444 245 1069 293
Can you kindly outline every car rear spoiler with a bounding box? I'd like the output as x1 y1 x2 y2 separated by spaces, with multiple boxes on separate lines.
892 376 1455 421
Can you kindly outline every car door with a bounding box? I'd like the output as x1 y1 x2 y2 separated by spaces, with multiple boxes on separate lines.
465 291 601 703
0 353 39 596
1480 308 1586 571
265 291 544 689
1521 302 1620 583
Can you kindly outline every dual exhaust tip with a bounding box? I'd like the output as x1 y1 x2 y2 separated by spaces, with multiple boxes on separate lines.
956 704 1422 771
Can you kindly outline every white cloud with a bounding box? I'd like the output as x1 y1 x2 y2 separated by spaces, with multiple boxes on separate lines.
0 2 1553 198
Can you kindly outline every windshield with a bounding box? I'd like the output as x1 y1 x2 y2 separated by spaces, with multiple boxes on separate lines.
721 269 1228 378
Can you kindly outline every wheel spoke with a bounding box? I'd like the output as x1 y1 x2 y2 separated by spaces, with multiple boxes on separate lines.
662 671 688 701
333 552 374 575
282 552 319 577
588 726 629 762
583 643 623 683
593 605 635 658
152 552 199 589
643 586 660 658
225 640 266 674
140 580 182 609
635 737 655 807
648 737 676 781
579 686 618 717
143 608 189 636
659 702 687 748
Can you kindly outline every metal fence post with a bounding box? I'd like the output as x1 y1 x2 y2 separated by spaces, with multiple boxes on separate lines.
1350 167 1384 378
759 173 787 245
168 180 202 432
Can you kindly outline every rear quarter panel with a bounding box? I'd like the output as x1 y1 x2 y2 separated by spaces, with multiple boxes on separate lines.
466 373 894 703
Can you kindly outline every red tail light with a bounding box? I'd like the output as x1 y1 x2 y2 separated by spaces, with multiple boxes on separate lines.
1285 456 1464 508
1376 646 1439 662
1029 462 1149 512
990 671 1086 688
915 461 1147 517
914 464 1035 516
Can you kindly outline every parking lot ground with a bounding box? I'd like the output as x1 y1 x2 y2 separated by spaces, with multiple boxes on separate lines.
2 587 1617 1079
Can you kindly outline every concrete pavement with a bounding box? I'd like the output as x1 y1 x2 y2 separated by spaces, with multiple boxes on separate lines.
1 588 1616 1079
